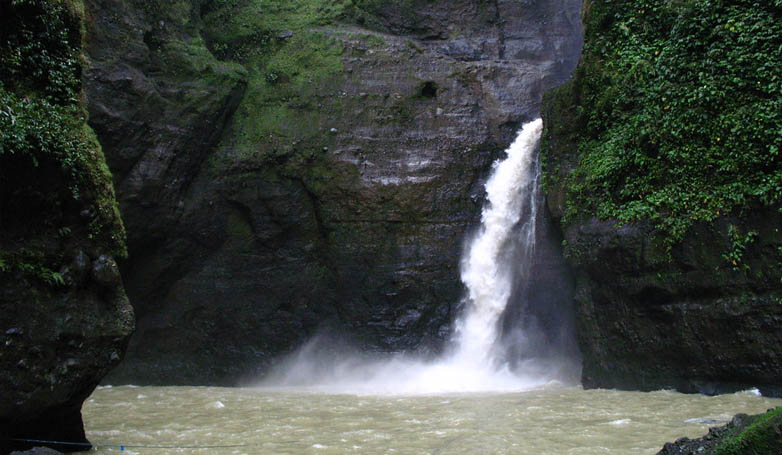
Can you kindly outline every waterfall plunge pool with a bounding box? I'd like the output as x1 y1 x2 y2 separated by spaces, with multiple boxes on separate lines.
83 385 781 455
80 121 780 454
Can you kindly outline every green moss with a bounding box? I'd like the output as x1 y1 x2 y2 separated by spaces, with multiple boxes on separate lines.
714 407 782 455
544 0 782 247
359 33 387 48
0 0 127 284
201 0 351 61
201 0 349 183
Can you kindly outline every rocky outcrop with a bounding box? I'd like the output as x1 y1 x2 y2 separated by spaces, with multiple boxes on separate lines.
0 1 134 453
546 207 782 395
84 0 584 384
542 0 782 395
657 408 782 455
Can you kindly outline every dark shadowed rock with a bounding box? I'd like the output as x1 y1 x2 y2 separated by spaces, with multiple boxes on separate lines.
86 0 583 385
90 255 121 287
69 251 91 286
0 2 133 453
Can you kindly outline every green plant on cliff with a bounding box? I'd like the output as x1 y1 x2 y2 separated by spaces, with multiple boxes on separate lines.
1 90 87 199
714 407 782 455
546 0 782 246
722 224 758 271
201 0 350 61
0 0 82 103
201 0 350 180
0 249 69 288
0 0 126 281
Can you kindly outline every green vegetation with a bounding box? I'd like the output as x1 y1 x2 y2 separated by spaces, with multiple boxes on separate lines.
0 248 67 287
722 224 758 271
202 0 350 61
200 0 354 184
2 91 89 200
714 407 782 455
0 0 82 103
545 0 782 246
0 0 126 287
227 32 344 159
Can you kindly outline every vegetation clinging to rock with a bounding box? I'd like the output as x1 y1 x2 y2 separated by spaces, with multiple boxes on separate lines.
544 0 782 246
0 0 126 284
714 407 782 455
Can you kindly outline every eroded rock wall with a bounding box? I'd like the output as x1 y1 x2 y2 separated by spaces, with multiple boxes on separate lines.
85 0 583 385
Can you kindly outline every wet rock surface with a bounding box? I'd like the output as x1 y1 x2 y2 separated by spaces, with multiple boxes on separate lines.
562 211 782 395
85 0 583 384
90 255 121 287
0 278 133 452
541 137 782 394
541 0 782 396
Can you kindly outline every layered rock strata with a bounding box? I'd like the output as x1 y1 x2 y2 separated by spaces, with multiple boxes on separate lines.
84 0 584 384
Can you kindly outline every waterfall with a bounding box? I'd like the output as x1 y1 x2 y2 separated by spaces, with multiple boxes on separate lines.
451 118 543 369
258 118 572 394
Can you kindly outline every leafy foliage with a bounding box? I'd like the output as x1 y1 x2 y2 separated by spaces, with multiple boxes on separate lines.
0 0 126 286
201 0 351 61
0 0 91 200
0 0 82 103
1 89 92 199
552 0 782 245
722 224 758 271
0 249 68 288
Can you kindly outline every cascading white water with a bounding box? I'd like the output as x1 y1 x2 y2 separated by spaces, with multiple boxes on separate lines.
258 119 559 394
451 118 542 369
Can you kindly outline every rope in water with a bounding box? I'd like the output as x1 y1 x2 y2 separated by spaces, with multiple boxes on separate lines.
12 438 258 450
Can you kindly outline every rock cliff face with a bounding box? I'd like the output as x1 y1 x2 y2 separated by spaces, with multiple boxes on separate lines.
0 1 134 452
542 205 782 395
542 0 782 395
84 0 583 384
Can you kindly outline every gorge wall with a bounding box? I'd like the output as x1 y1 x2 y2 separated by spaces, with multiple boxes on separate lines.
0 1 134 452
542 0 782 396
84 0 584 385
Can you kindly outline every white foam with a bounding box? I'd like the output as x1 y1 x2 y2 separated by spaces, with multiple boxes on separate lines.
607 419 631 426
451 118 543 371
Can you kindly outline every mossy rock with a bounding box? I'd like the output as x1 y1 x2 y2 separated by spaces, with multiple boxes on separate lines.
543 0 782 247
1 0 126 281
1 0 133 452
714 408 782 455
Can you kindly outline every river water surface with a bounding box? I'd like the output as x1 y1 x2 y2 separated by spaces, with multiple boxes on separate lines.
83 120 781 454
83 385 781 455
